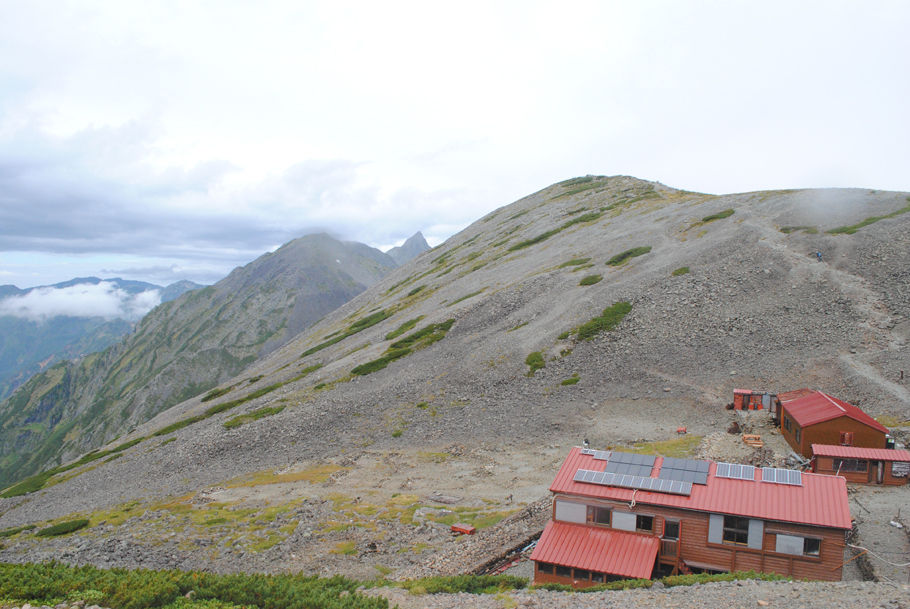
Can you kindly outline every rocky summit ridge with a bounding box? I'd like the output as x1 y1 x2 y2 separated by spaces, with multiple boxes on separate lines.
0 175 908 583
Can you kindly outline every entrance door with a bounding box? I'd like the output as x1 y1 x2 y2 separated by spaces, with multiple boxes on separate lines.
869 461 883 484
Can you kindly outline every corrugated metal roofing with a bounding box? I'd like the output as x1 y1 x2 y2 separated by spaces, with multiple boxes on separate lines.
780 389 888 433
529 520 659 579
550 447 852 530
811 443 910 462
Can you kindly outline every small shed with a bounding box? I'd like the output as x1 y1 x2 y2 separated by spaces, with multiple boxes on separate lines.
733 389 775 411
811 444 910 485
778 389 889 457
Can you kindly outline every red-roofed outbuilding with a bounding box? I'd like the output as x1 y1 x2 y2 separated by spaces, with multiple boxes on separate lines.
531 447 852 587
778 389 889 457
811 443 910 485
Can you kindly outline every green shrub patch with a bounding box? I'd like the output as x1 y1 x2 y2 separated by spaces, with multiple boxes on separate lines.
579 274 602 286
223 406 286 429
671 266 690 276
607 246 651 266
570 301 633 341
525 352 545 376
35 519 89 537
701 208 735 222
827 202 910 235
302 309 393 357
385 316 424 340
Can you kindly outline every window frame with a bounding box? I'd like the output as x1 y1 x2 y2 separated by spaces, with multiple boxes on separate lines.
636 514 654 533
663 520 680 540
722 515 750 546
803 537 821 556
586 505 611 526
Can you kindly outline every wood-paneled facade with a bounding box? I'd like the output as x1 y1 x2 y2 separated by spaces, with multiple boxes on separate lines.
781 409 887 457
533 494 847 586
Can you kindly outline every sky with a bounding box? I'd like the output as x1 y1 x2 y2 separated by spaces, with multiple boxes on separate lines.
1 0 909 296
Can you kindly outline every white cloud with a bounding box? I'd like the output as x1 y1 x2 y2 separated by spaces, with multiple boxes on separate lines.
0 282 161 322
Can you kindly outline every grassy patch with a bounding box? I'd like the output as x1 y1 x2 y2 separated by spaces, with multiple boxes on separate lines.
35 519 89 537
578 274 602 286
876 415 910 427
507 321 528 332
606 246 651 266
446 289 485 307
351 348 411 376
671 266 690 276
780 225 818 234
572 301 633 341
301 309 392 357
223 406 286 429
406 285 426 297
626 434 704 458
508 212 604 251
558 257 591 268
378 575 528 595
385 316 424 340
0 524 36 538
200 386 233 402
525 352 544 376
227 464 345 488
0 561 382 609
701 208 735 222
561 375 580 386
827 202 910 234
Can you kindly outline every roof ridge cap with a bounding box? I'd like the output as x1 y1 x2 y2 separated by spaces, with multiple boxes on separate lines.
819 391 846 413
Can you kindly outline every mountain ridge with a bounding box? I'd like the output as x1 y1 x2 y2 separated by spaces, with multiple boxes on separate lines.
0 176 907 581
0 233 405 487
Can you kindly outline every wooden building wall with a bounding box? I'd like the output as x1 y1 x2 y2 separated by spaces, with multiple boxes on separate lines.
544 495 846 583
813 455 909 486
780 409 887 457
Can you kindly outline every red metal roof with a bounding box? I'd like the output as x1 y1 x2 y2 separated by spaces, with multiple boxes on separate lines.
811 444 910 462
733 388 751 394
530 520 659 579
780 389 888 433
549 447 852 529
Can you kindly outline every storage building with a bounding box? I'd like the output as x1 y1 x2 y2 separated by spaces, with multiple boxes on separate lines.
811 443 910 485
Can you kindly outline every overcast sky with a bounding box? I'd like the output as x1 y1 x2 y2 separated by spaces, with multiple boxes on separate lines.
1 0 908 290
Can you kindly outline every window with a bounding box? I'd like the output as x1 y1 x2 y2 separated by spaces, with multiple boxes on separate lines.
783 416 792 432
536 562 554 574
840 431 854 446
636 515 654 533
664 520 680 540
834 458 868 473
555 564 572 577
587 505 611 526
591 572 605 583
804 538 821 556
776 534 821 556
794 427 801 444
722 516 750 545
574 569 590 581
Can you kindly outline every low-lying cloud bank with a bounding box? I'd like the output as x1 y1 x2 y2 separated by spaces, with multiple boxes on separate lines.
0 281 161 322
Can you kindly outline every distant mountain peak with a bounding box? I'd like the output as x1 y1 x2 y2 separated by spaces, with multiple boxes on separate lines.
386 231 431 265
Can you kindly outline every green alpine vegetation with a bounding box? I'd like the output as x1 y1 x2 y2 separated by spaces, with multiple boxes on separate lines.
561 301 633 341
385 316 424 340
671 266 690 276
223 405 286 429
509 212 604 251
558 257 591 268
525 352 545 376
827 201 910 234
302 309 393 357
35 519 89 537
701 208 735 222
352 320 456 376
607 246 651 266
578 274 602 286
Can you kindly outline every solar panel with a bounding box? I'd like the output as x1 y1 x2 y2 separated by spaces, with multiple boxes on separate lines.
592 450 611 461
715 462 756 481
761 467 802 486
573 468 692 496
659 457 710 485
580 448 595 456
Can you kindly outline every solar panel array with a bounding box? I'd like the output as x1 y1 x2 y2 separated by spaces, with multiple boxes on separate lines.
715 462 756 481
573 468 693 496
761 467 803 486
604 452 656 477
658 457 711 485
